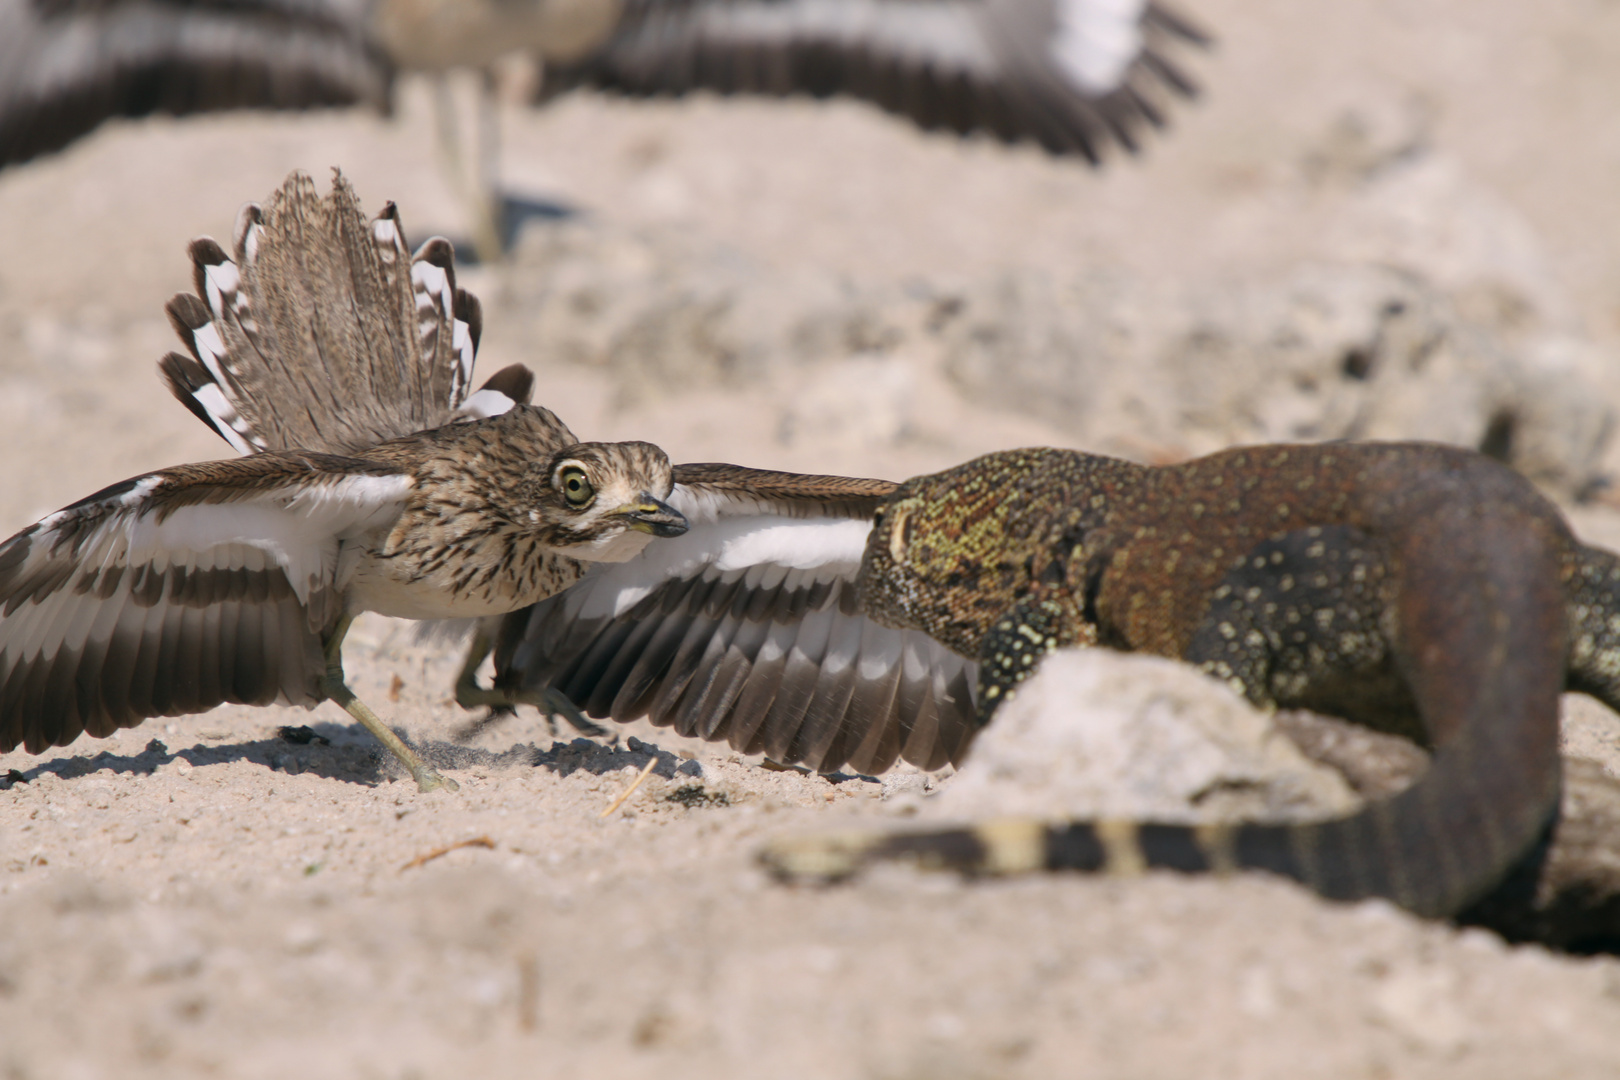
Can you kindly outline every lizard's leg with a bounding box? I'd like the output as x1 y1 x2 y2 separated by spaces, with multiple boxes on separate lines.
321 615 457 793
452 622 604 738
1566 543 1620 710
974 592 1091 725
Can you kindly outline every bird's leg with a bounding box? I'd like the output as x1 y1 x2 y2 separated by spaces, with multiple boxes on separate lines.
322 615 458 793
452 624 606 739
432 75 466 191
432 72 504 264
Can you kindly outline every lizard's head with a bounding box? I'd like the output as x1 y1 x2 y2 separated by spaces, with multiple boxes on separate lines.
527 441 686 561
859 450 1067 658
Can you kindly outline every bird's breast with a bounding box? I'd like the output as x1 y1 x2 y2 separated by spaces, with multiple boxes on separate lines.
340 531 588 620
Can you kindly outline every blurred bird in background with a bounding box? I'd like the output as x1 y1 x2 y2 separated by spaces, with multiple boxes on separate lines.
0 0 1209 260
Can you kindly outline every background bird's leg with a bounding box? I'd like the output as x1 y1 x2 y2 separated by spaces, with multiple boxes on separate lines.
322 615 458 793
432 75 463 191
432 71 505 265
477 67 504 256
453 624 605 738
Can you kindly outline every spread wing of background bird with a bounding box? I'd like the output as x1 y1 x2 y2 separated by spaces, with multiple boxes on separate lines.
1 0 1209 171
539 0 1210 162
0 0 391 170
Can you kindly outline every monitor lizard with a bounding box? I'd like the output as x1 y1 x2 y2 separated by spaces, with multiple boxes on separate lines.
759 441 1620 918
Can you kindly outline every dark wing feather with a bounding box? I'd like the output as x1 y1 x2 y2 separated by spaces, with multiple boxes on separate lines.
540 0 1208 162
0 453 413 754
0 0 390 169
159 170 481 455
491 466 979 774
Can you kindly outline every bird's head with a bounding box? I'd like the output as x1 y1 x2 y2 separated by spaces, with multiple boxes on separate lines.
527 441 686 561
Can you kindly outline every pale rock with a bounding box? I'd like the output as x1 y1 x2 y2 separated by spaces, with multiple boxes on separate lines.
927 650 1361 823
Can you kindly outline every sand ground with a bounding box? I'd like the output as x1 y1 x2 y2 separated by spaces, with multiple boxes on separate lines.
7 1 1620 1076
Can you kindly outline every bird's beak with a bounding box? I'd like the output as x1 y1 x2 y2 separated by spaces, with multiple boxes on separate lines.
613 494 688 538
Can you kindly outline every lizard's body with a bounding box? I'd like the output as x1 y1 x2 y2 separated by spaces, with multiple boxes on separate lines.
763 442 1620 918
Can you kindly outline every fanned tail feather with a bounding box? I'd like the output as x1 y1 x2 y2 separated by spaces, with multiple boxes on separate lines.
159 170 484 456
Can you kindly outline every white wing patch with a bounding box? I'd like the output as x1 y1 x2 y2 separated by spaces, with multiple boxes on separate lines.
122 474 413 607
578 484 874 618
684 0 998 73
27 472 413 620
1049 0 1147 93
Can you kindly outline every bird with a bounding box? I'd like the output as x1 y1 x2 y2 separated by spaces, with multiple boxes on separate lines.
147 169 985 778
0 169 693 792
0 0 1211 257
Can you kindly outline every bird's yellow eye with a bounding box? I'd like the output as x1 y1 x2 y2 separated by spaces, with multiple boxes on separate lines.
560 466 594 507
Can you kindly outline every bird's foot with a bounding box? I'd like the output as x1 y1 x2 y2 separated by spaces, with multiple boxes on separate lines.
454 677 605 738
407 761 460 794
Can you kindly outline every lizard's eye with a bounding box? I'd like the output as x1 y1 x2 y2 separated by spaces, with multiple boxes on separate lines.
887 505 912 566
558 466 594 508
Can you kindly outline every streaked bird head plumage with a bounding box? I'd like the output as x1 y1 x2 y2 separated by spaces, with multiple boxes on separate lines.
527 440 685 560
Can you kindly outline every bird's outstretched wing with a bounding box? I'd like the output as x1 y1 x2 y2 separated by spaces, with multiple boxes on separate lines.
541 0 1210 162
160 169 484 456
0 451 413 754
0 0 389 169
491 463 979 774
